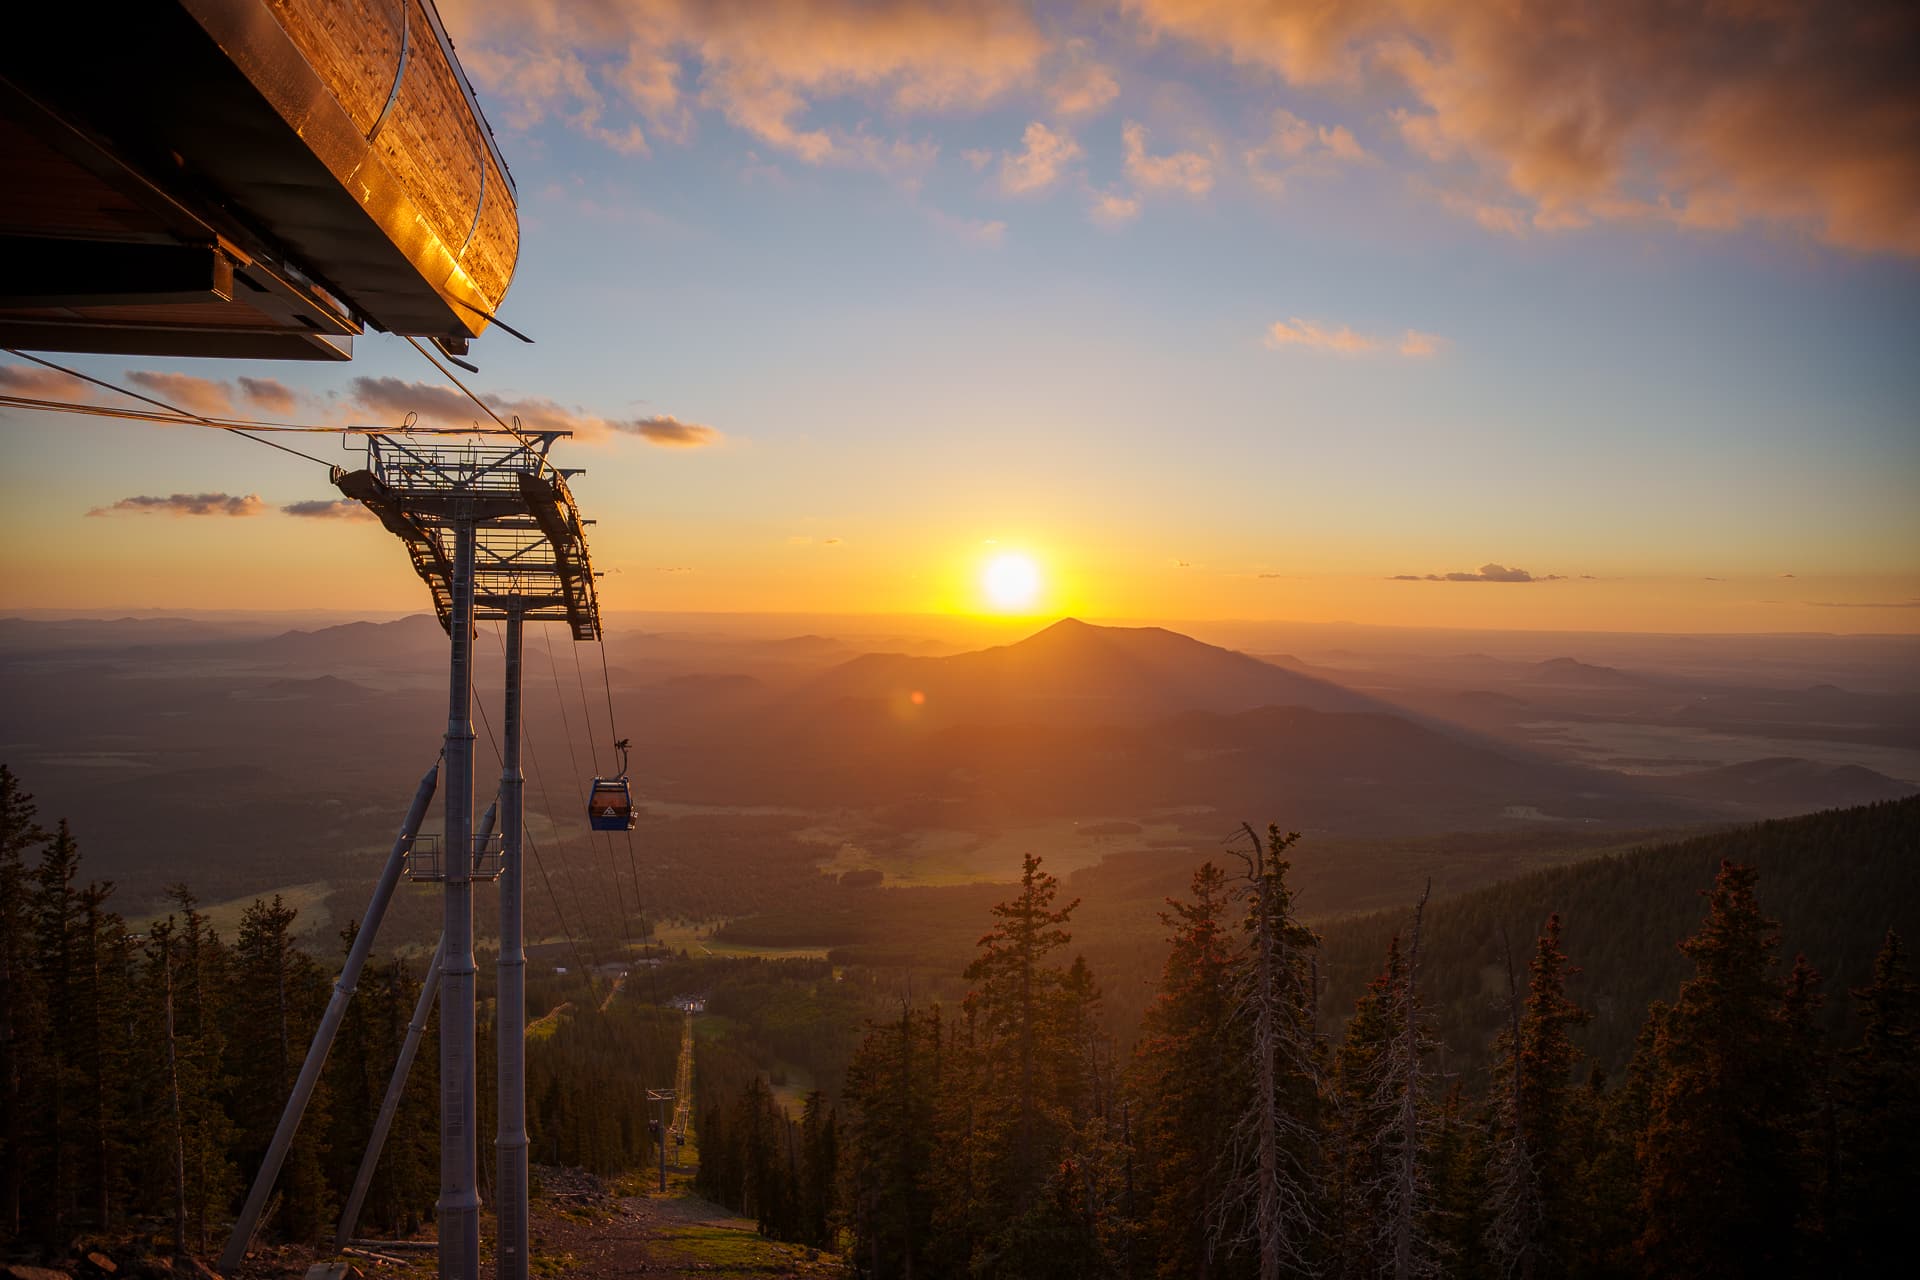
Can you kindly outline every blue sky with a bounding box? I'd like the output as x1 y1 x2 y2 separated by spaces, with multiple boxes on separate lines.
2 0 1915 630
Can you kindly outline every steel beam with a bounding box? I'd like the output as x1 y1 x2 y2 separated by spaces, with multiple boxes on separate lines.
440 518 480 1280
496 603 529 1280
333 796 495 1253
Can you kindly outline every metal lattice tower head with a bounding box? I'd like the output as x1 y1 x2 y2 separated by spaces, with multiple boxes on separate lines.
333 430 602 640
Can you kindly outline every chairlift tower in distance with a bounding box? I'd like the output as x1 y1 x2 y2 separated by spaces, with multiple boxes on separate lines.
336 428 602 1280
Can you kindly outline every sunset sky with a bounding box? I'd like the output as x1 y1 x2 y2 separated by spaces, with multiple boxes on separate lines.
2 0 1916 632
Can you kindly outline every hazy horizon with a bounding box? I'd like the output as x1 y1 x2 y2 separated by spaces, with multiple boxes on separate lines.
7 602 1920 640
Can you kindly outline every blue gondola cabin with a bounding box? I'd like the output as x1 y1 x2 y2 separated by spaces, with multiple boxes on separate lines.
588 777 635 831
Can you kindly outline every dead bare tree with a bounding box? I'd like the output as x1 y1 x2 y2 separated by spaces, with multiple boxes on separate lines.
1212 823 1324 1279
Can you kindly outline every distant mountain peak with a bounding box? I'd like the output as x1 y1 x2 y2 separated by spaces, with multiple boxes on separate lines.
797 616 1388 728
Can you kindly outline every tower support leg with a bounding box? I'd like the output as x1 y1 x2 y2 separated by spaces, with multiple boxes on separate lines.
335 801 495 1252
440 518 480 1280
496 603 530 1280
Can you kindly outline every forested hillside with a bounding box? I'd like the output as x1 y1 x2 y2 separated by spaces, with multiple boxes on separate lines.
699 805 1918 1276
1316 797 1920 1071
0 764 678 1264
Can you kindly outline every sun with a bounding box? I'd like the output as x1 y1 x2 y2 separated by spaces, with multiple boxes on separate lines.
983 552 1042 611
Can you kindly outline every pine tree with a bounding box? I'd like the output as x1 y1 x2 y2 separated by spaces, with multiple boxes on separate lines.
1329 892 1439 1280
75 879 133 1229
166 885 236 1251
1376 892 1439 1280
1330 935 1405 1275
1634 860 1818 1275
1831 931 1918 1270
361 954 435 1235
958 853 1109 1277
1422 1083 1488 1278
1131 861 1246 1280
29 820 84 1242
0 764 46 1242
798 1089 837 1249
841 1000 940 1277
324 922 381 1235
1484 928 1542 1280
964 853 1080 1204
146 919 189 1256
1578 1005 1664 1277
227 895 334 1243
1513 913 1591 1275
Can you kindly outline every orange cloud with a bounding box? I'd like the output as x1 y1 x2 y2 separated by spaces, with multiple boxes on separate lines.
1125 0 1920 256
618 414 721 447
347 376 723 447
1245 108 1371 195
1121 121 1215 196
927 206 1009 244
282 499 374 520
2 363 310 423
0 363 97 401
1088 188 1141 225
237 377 298 416
999 122 1082 193
1265 318 1378 355
1265 318 1442 357
123 370 233 417
1048 53 1119 118
450 1 1047 168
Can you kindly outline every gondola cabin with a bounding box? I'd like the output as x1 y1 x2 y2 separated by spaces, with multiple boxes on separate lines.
588 777 635 831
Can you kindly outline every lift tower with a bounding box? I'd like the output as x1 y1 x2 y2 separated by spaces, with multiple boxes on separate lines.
336 429 600 1280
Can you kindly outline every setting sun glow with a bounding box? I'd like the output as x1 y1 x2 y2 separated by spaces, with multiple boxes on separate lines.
983 553 1041 612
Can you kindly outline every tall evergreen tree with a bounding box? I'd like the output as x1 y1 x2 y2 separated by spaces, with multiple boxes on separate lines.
1634 861 1818 1276
0 764 46 1242
75 880 133 1229
1511 913 1592 1276
958 853 1107 1277
29 820 85 1242
146 919 189 1256
1831 931 1918 1271
166 885 236 1251
1330 935 1405 1276
1330 893 1440 1280
1377 895 1440 1280
798 1088 838 1250
1131 861 1247 1280
1422 1082 1489 1278
965 853 1080 1201
226 895 334 1243
842 1000 941 1278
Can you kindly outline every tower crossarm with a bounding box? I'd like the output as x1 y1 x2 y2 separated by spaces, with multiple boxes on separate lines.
336 432 603 641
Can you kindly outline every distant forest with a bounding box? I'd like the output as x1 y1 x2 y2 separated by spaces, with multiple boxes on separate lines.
692 799 1918 1277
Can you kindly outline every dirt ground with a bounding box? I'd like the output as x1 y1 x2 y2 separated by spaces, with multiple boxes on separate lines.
222 1164 844 1280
